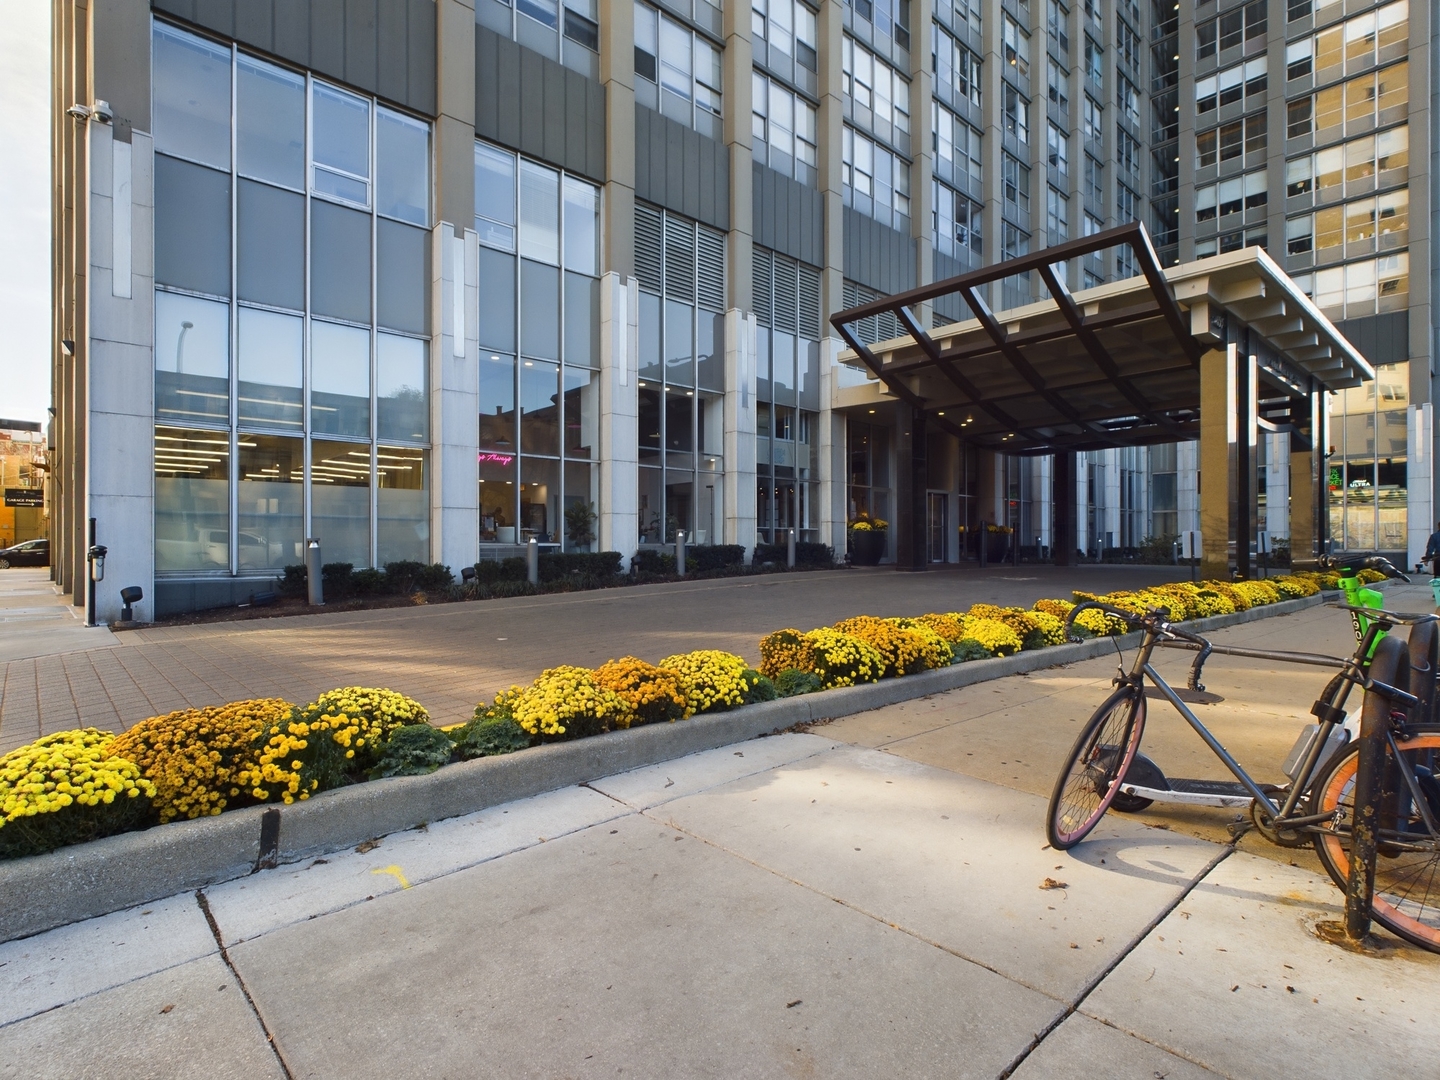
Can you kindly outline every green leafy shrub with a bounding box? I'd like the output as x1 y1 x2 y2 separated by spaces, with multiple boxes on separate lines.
279 565 308 598
631 549 677 575
473 558 529 584
538 551 623 581
321 562 354 598
490 579 538 598
742 669 778 704
351 568 387 596
691 545 746 572
448 701 534 759
774 668 822 697
371 724 455 778
952 639 993 662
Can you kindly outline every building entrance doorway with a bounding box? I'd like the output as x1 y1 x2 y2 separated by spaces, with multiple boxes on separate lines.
927 492 948 563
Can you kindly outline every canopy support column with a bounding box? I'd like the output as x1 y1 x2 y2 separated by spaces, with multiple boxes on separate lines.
895 402 928 571
1052 450 1078 566
1199 346 1233 579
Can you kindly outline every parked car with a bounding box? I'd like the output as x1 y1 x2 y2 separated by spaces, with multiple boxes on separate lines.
0 538 49 568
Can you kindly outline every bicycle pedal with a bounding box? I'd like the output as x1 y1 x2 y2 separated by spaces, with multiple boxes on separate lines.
1225 817 1254 840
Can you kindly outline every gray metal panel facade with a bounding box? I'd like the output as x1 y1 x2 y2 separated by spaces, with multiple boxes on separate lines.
152 0 438 116
842 207 915 295
474 27 606 183
931 251 966 323
633 105 730 231
751 162 823 268
1336 312 1411 369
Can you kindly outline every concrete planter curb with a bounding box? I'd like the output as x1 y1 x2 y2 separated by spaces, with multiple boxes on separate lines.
0 592 1324 943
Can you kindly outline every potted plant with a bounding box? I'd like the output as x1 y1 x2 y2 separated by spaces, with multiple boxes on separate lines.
848 516 888 565
985 523 1013 562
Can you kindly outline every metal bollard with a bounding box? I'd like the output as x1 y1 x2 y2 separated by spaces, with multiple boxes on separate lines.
787 528 796 568
305 538 324 605
527 537 539 585
676 530 686 576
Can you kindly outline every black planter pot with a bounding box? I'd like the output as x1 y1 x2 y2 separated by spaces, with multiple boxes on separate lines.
849 529 887 565
985 533 1012 562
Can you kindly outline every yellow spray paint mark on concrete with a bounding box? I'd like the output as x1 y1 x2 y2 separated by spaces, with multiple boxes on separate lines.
371 865 411 889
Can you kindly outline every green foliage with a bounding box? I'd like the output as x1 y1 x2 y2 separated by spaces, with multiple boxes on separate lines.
742 669 778 704
472 558 530 584
490 579 538 598
279 565 308 598
351 568 387 596
631 549 677 575
565 501 597 548
321 562 355 598
537 551 623 581
952 638 993 662
451 696 536 759
774 668 823 697
690 545 747 572
371 724 455 778
754 542 835 567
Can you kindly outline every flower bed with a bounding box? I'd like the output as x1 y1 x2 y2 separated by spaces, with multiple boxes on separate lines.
0 571 1332 861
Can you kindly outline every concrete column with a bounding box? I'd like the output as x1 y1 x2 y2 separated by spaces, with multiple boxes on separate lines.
817 0 845 325
818 337 848 556
1198 345 1233 579
598 0 637 280
1407 403 1434 570
1052 451 1077 565
430 226 481 574
434 0 477 232
894 402 927 570
909 0 934 318
1264 432 1289 540
724 309 758 555
1036 453 1053 552
599 272 639 557
1177 439 1199 534
722 0 753 312
1290 442 1315 563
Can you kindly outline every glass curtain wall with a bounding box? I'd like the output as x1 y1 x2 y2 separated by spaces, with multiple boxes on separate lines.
1328 363 1408 551
151 19 431 576
475 0 601 78
633 204 727 545
753 248 821 543
475 140 602 551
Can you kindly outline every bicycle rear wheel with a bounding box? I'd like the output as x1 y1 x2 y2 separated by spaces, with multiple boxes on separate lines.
1310 726 1440 953
1046 686 1147 850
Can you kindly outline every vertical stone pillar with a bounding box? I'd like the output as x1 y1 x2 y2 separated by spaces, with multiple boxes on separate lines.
599 272 639 558
1235 344 1255 579
724 309 758 556
894 403 928 570
1289 440 1315 563
817 0 847 561
1407 403 1434 571
722 0 753 314
430 226 481 574
598 0 637 280
434 0 477 231
909 0 934 322
818 339 848 557
1052 451 1077 565
1198 345 1234 579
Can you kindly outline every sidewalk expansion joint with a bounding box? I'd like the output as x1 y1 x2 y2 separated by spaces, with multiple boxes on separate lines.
995 842 1237 1080
196 889 297 1080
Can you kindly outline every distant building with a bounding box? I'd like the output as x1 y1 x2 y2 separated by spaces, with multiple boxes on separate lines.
0 421 47 549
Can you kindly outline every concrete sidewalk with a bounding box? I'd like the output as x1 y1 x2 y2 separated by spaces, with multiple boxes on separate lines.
3 596 1437 1079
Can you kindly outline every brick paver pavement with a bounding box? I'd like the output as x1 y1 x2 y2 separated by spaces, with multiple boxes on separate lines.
0 564 1190 750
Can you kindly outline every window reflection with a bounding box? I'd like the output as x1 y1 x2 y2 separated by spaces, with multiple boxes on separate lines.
238 308 303 431
156 293 230 427
237 435 304 570
311 440 373 566
378 447 429 563
155 427 230 572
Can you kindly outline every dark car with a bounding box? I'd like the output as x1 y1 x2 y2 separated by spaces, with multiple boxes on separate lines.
0 538 49 568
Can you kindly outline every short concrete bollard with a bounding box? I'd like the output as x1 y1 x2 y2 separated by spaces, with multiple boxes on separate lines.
305 538 324 606
676 530 687 577
527 537 539 585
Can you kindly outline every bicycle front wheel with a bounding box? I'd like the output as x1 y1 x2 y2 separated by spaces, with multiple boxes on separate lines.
1310 726 1440 953
1046 685 1147 850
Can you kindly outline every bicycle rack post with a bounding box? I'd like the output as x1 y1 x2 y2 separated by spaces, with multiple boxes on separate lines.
1344 634 1407 940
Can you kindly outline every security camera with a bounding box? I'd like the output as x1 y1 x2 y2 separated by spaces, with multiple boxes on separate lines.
92 100 113 124
66 103 92 120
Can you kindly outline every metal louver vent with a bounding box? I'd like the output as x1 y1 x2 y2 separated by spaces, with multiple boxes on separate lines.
773 255 798 334
664 215 695 303
797 265 821 339
753 248 773 327
635 204 663 293
696 227 726 311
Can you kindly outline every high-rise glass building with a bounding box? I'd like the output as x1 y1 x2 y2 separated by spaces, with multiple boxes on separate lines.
50 0 1431 618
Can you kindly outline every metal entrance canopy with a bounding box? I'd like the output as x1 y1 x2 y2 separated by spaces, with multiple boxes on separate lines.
831 222 1374 455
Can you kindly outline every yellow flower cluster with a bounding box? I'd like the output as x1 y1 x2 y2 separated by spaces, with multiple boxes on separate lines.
758 629 815 679
1033 597 1075 621
241 687 429 804
886 618 954 668
912 612 965 642
1025 609 1067 646
108 698 292 822
803 627 885 687
834 616 933 677
593 657 690 726
659 650 754 714
959 616 1024 657
510 666 630 739
849 518 889 532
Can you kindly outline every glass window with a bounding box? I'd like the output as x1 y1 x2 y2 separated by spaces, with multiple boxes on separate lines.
520 457 561 541
519 161 560 264
238 307 303 431
562 176 599 274
152 22 231 170
378 446 429 563
475 142 518 250
310 321 371 439
154 426 230 573
311 201 373 324
237 434 304 570
639 292 663 383
520 358 561 456
377 333 428 442
154 155 231 297
478 247 518 351
237 55 304 189
697 309 724 391
639 387 662 462
376 107 430 225
310 439 372 567
564 271 599 368
665 389 694 453
665 300 694 387
155 292 230 427
480 353 518 452
771 330 795 404
563 366 599 458
377 220 430 335
521 260 561 360
479 451 517 543
565 460 599 551
237 179 304 310
312 82 371 205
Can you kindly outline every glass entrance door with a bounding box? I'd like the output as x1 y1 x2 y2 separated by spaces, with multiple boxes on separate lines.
927 492 948 563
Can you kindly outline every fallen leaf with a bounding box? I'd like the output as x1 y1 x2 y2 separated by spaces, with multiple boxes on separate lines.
664 778 674 788
355 839 381 854
159 1004 174 1014
786 999 802 1008
1040 878 1068 890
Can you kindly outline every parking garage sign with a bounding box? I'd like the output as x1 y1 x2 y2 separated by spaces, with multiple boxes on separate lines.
4 489 43 508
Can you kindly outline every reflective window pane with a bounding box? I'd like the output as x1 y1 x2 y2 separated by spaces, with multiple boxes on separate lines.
155 292 229 426
155 155 231 296
474 142 517 250
480 453 518 543
520 457 561 542
237 55 304 188
772 330 796 404
480 352 517 451
311 201 372 323
564 460 598 551
238 307 303 430
519 161 560 264
237 434 304 569
639 291 663 382
153 23 231 170
378 446 429 563
638 465 664 543
563 271 598 368
377 108 430 225
521 259 560 359
478 248 517 351
563 366 598 458
562 176 599 274
312 82 371 189
665 387 694 451
310 321 371 438
639 387 662 463
520 358 560 456
154 426 230 573
238 179 304 309
697 310 724 390
377 333 428 442
310 439 372 566
797 338 819 410
665 300 694 387
377 219 430 334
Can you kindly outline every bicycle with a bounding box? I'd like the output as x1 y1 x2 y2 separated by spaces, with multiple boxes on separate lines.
1044 596 1440 952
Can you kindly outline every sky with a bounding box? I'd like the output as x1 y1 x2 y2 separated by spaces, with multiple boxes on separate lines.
0 5 52 428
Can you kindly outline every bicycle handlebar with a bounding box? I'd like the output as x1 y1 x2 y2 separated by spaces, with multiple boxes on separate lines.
1318 553 1412 583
